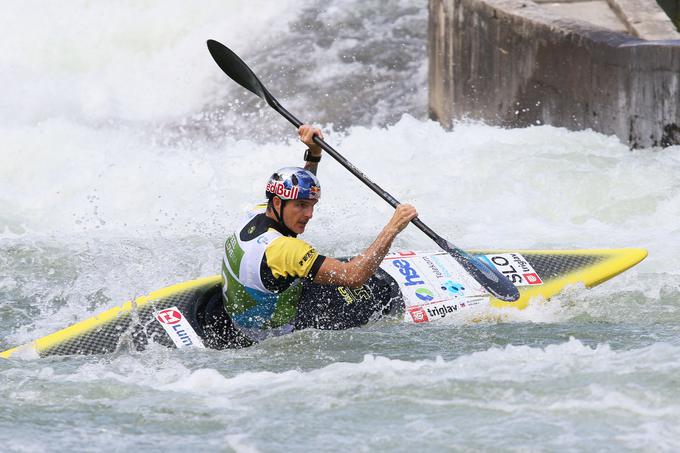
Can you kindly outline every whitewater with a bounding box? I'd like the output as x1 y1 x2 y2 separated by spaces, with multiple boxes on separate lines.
1 0 680 451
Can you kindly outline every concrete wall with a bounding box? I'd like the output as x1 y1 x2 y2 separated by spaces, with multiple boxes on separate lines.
429 0 680 148
609 0 680 39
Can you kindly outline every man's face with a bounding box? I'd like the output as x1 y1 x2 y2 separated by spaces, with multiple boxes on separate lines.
279 198 317 234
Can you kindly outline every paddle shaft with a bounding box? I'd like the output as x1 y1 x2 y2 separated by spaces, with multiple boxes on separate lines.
270 99 461 258
205 39 519 300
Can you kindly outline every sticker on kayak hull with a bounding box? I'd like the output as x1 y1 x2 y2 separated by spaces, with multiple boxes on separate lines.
480 253 543 286
404 297 486 323
381 251 490 321
408 306 430 323
154 307 205 349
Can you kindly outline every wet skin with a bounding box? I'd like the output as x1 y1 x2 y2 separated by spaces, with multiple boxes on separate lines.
275 198 318 235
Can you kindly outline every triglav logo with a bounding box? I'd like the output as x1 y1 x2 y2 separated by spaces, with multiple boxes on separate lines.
408 307 429 323
426 303 458 318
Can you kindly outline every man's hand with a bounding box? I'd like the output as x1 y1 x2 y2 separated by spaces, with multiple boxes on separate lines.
386 204 418 234
299 124 323 156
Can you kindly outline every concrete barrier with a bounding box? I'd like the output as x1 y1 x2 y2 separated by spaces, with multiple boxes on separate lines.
428 0 680 148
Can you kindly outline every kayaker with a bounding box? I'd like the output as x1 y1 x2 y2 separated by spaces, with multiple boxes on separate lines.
213 124 417 344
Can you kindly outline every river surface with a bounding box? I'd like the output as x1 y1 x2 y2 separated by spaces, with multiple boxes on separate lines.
2 1 680 451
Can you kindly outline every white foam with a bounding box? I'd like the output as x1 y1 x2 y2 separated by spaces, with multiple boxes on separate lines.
110 337 680 435
2 2 679 450
0 0 304 124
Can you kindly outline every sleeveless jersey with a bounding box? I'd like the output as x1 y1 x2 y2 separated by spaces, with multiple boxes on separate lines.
221 207 326 340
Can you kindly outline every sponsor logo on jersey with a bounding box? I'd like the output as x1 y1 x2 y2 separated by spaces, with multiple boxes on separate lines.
225 235 238 260
266 181 299 199
298 248 316 266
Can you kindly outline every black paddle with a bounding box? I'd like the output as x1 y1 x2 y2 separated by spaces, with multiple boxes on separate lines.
206 39 520 302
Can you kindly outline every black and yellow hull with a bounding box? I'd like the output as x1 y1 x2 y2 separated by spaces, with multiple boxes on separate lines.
1 248 647 359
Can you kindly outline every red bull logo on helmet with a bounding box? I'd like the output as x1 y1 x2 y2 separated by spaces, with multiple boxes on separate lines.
266 181 300 199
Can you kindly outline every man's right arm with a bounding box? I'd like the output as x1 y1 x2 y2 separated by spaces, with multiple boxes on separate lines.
313 204 418 288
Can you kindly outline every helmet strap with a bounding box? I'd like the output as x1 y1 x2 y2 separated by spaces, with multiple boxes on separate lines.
273 197 287 228
274 198 298 236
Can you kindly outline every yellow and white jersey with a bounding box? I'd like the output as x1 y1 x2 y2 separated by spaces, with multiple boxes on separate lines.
221 207 326 333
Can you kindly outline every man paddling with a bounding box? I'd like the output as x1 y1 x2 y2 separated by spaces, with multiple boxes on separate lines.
217 125 417 343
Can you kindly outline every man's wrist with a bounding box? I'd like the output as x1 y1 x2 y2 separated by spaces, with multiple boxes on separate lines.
304 148 321 162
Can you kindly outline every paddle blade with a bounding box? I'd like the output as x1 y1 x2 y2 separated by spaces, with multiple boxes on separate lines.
206 39 276 107
442 241 520 301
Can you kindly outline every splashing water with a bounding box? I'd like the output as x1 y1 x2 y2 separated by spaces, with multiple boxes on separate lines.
1 0 680 450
